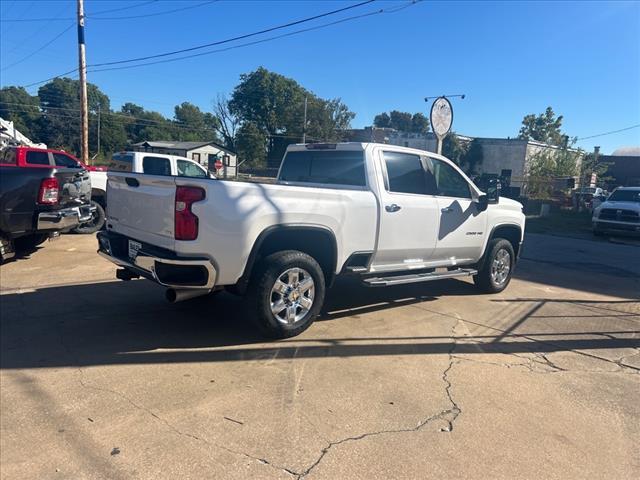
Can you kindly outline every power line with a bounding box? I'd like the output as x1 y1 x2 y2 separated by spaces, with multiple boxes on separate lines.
90 0 217 20
0 0 211 21
88 1 416 73
1 23 74 72
577 124 640 141
89 0 376 67
10 0 382 88
89 0 159 16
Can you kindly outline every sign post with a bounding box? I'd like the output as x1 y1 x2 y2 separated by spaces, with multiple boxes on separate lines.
429 96 453 155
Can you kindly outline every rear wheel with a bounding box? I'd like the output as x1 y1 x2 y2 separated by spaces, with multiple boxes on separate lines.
246 250 325 338
474 238 515 293
72 200 105 234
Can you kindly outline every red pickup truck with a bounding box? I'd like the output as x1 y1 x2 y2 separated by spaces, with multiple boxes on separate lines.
0 146 106 233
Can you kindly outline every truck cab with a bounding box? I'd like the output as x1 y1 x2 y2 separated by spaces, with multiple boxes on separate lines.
109 151 212 179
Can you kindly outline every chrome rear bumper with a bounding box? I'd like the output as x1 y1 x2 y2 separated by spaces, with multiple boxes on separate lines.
37 204 95 231
97 232 216 290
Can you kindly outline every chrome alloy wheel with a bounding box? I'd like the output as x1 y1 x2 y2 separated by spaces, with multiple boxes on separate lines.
491 248 511 285
270 267 315 325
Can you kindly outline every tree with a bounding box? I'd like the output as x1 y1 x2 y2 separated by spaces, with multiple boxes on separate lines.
0 86 40 138
173 102 217 142
373 110 430 133
235 122 266 167
518 107 567 146
462 138 483 175
442 132 469 167
525 144 582 199
373 112 390 128
228 67 355 162
212 94 239 151
411 113 429 134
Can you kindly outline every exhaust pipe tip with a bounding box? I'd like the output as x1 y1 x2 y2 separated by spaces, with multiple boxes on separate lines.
166 288 210 303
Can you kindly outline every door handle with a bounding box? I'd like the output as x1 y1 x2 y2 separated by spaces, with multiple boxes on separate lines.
441 207 453 213
125 177 140 187
385 204 401 213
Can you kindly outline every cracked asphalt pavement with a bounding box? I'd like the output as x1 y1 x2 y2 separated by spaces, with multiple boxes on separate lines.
1 233 639 479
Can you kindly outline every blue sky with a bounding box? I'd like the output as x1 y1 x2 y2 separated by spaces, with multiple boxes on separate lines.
1 0 639 154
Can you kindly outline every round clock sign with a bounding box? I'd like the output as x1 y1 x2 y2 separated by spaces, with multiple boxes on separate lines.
430 96 453 139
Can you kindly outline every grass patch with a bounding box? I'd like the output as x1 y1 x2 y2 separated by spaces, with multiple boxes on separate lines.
526 210 593 236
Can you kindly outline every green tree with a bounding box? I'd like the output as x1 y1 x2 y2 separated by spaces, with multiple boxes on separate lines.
228 67 354 161
462 138 483 175
373 110 430 133
235 122 266 167
442 132 469 167
173 102 217 142
0 86 40 138
373 112 390 128
518 107 567 146
411 113 429 134
525 145 582 199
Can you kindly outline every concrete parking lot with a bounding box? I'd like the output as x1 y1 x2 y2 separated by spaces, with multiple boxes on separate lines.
1 232 638 479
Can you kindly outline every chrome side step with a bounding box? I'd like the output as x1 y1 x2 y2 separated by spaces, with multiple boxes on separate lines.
363 268 477 287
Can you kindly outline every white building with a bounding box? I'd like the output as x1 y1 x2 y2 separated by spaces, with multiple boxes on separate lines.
132 140 238 177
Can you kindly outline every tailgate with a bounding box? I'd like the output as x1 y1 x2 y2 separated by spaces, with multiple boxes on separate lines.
55 168 92 208
106 172 176 250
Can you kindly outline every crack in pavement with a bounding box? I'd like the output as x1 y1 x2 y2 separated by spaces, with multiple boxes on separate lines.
295 317 463 479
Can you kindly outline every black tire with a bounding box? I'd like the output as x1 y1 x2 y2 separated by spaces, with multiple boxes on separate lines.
13 233 48 251
245 250 325 338
473 238 515 293
72 201 105 234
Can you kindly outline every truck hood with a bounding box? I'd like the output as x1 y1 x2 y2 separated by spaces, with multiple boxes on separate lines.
497 196 523 212
598 200 640 211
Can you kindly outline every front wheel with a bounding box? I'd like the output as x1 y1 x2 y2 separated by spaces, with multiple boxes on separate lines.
245 250 325 338
474 238 515 293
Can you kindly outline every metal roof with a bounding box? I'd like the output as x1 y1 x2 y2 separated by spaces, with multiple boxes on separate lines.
132 140 236 154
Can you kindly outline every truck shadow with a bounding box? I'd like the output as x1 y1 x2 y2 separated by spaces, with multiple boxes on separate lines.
1 276 638 370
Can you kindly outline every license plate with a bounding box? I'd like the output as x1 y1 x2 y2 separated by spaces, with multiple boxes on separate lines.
128 240 142 260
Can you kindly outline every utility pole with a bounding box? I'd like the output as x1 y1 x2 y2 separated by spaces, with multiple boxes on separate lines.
302 95 307 143
96 104 101 156
77 0 89 165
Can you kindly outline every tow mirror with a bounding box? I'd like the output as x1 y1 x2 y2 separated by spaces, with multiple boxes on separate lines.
486 178 501 204
476 194 489 212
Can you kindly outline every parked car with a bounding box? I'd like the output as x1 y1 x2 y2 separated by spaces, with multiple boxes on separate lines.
592 186 640 236
97 143 525 338
1 146 106 233
108 151 213 178
0 164 93 263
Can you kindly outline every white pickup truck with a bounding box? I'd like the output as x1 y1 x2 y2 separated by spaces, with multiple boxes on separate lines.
98 143 525 338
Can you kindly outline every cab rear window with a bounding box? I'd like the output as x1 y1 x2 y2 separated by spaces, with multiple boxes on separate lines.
279 150 366 187
26 151 50 165
109 153 133 172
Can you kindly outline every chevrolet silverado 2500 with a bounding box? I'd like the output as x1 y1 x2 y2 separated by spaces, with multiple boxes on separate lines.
98 143 525 338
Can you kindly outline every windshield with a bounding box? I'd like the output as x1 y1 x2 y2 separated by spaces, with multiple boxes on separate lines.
607 190 640 202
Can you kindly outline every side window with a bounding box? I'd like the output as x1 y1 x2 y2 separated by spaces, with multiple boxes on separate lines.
430 159 472 199
177 160 207 178
1 148 17 165
26 151 51 165
383 151 435 195
143 156 171 176
53 153 81 168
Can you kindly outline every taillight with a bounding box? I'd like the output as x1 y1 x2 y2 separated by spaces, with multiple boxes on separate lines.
175 186 205 240
38 178 59 205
